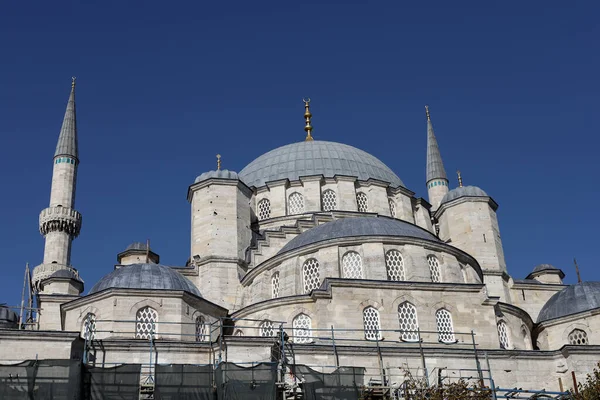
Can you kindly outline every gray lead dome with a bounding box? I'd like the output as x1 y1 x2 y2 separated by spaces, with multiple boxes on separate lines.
278 216 440 255
239 140 404 188
537 281 600 323
441 185 488 204
89 263 201 296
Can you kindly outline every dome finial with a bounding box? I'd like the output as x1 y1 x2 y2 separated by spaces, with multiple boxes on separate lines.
574 258 582 283
457 170 463 187
216 154 222 171
303 98 314 141
71 76 76 88
425 105 431 121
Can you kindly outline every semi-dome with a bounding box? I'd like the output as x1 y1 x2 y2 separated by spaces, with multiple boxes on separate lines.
278 216 440 255
441 186 488 204
195 169 239 183
537 281 600 323
239 141 404 188
89 263 201 296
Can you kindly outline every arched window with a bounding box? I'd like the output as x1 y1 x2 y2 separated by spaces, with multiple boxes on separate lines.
356 192 368 212
293 314 312 343
271 272 280 299
398 302 419 342
195 316 207 342
135 306 158 339
497 321 511 349
435 309 455 343
322 189 337 211
568 329 588 345
388 198 396 218
363 307 382 341
385 250 405 281
303 259 320 293
288 192 305 215
427 255 441 283
81 313 96 341
342 251 364 279
259 320 275 337
258 199 271 220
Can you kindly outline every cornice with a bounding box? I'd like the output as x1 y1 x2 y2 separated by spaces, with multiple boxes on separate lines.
187 178 252 202
435 196 498 218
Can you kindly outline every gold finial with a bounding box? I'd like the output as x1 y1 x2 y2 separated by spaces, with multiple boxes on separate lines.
457 170 463 187
303 98 314 141
71 77 76 88
216 154 222 171
425 105 431 121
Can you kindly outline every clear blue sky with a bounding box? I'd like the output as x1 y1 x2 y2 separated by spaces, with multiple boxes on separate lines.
1 1 598 306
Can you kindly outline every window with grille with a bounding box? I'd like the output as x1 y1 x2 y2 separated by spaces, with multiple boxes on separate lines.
322 189 337 211
293 314 312 343
259 320 275 337
288 192 305 215
81 313 96 341
303 259 320 293
497 321 511 349
427 255 441 283
436 309 455 343
258 199 271 220
568 329 588 345
356 192 368 212
363 307 382 341
195 316 207 342
272 272 280 299
398 302 419 342
385 250 405 281
342 251 364 279
135 306 158 339
388 198 396 218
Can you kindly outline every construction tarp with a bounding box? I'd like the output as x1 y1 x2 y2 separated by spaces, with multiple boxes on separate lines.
154 364 213 400
0 359 82 400
83 364 141 400
215 362 277 400
294 365 365 400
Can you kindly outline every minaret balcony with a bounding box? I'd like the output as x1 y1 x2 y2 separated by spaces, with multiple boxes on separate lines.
39 206 82 237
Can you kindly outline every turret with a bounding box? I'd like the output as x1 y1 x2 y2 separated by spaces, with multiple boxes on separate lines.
435 173 509 300
32 78 84 329
425 106 449 210
187 155 252 310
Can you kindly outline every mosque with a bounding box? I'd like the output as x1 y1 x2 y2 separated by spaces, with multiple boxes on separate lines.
1 79 599 396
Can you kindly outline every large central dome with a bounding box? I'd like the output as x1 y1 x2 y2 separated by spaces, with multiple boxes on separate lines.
239 140 404 189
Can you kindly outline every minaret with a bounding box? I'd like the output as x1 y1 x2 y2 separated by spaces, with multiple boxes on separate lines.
425 105 448 209
32 78 83 292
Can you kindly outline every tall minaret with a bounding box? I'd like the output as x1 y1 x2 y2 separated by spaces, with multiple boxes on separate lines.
32 78 83 293
425 105 449 210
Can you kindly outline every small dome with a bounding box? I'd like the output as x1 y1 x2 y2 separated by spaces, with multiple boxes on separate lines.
0 306 18 329
532 264 559 273
537 282 600 323
89 263 201 296
126 242 150 251
239 141 404 188
195 169 238 183
441 186 488 204
278 216 440 255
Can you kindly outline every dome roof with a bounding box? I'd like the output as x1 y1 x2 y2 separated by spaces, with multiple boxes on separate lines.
532 264 559 273
278 216 440 255
195 169 239 183
441 186 488 204
239 141 404 189
89 263 201 296
126 242 149 251
537 281 600 323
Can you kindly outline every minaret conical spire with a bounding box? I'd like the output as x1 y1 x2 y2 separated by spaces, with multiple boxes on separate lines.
54 77 78 160
425 105 449 209
426 105 447 183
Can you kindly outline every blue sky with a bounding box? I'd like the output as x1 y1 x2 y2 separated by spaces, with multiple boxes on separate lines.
1 1 598 306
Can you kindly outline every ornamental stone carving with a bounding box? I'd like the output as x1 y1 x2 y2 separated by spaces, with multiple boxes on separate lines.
31 263 81 289
39 206 82 237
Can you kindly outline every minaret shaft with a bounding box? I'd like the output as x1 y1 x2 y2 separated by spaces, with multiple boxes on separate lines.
33 79 82 289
